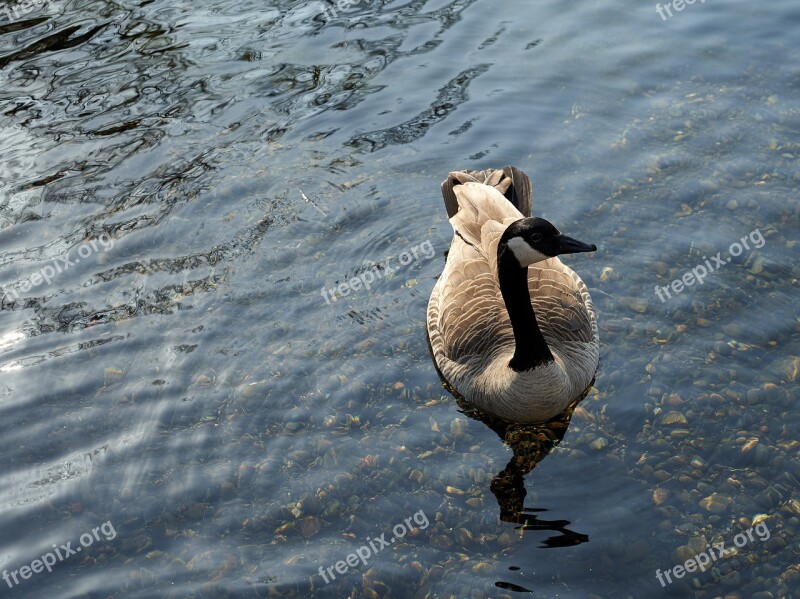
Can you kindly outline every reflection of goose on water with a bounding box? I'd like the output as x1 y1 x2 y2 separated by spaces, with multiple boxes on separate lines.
427 166 599 424
457 396 589 550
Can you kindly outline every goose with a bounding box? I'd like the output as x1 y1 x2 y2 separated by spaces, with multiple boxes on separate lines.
426 166 599 424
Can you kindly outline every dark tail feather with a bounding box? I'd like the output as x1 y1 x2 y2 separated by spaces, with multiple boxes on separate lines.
440 166 532 218
503 166 532 217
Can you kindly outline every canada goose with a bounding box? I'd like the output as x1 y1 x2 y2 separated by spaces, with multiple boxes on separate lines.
426 166 599 424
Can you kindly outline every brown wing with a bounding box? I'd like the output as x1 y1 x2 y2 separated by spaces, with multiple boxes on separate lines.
529 259 597 345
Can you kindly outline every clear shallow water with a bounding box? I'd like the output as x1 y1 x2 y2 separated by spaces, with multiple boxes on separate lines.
0 0 799 597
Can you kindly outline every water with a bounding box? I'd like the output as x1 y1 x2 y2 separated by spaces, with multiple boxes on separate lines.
1 0 799 596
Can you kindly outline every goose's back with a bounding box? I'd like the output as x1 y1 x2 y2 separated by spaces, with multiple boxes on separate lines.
426 178 598 422
428 182 521 364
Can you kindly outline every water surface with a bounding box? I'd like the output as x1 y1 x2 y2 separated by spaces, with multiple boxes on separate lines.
1 0 799 597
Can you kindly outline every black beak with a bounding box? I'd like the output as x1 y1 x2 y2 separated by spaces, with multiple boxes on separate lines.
555 234 597 255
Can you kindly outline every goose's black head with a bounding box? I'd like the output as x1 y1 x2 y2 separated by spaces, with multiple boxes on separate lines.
499 217 596 267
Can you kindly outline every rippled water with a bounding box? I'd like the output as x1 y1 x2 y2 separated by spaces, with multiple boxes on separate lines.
1 0 799 597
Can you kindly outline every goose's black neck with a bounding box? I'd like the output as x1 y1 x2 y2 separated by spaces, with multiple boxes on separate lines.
497 245 554 372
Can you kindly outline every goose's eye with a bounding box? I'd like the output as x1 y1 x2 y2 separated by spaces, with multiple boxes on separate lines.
530 233 542 243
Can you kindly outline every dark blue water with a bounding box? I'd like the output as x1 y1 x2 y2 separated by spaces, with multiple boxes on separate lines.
1 0 799 596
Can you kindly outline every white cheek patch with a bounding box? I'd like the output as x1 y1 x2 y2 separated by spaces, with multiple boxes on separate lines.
507 237 549 266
